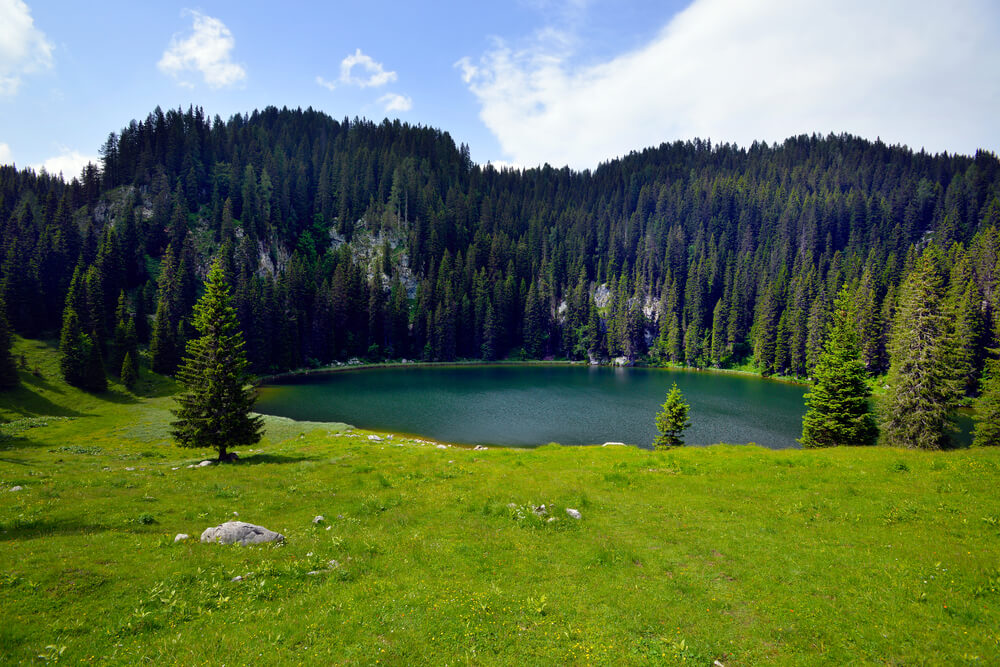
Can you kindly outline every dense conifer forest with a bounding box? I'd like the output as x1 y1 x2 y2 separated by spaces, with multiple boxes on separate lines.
2 105 998 416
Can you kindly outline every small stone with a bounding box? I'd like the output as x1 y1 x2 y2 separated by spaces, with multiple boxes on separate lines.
367 435 382 441
474 445 488 451
337 514 344 519
436 444 448 449
313 515 325 524
325 525 332 531
231 575 243 582
306 570 322 576
328 559 340 569
566 508 582 520
547 517 556 523
9 485 24 492
232 511 238 516
601 442 626 447
174 533 190 542
171 467 179 470
197 460 213 467
125 467 135 471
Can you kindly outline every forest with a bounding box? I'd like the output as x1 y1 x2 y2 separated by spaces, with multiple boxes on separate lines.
0 105 998 425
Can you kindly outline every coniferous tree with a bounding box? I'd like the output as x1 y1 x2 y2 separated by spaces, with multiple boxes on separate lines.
654 382 691 449
120 350 138 389
800 288 877 447
881 246 960 449
972 322 1000 447
0 295 18 389
59 305 89 388
171 258 263 461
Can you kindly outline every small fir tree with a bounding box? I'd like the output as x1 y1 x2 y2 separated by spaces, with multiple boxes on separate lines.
654 383 691 449
171 258 262 461
59 305 89 388
120 350 138 389
800 288 877 447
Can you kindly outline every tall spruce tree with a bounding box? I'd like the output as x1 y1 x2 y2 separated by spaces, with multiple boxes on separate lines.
800 288 877 447
880 246 960 449
171 258 262 461
973 322 1000 447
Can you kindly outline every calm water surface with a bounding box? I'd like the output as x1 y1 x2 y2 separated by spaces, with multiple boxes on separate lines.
255 365 814 449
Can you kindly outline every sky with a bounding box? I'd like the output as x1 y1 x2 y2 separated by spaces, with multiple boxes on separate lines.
1 0 999 179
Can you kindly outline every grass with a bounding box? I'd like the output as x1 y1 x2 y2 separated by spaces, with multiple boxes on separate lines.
1 339 999 665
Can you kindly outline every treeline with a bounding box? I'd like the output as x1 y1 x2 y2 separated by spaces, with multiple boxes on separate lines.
1 105 998 401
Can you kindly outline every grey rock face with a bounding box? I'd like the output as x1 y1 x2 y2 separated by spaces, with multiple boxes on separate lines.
200 521 285 546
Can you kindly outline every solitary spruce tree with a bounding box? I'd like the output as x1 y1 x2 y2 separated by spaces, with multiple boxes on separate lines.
654 382 691 449
171 258 262 461
800 288 877 447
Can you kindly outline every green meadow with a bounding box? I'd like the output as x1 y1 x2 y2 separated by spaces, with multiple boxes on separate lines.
1 338 999 665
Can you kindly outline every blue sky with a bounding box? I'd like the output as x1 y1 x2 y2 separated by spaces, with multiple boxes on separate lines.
1 0 999 178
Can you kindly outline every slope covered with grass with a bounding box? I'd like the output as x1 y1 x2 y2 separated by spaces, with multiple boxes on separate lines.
1 339 999 665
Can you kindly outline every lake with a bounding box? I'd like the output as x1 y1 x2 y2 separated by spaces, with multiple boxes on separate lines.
255 364 816 449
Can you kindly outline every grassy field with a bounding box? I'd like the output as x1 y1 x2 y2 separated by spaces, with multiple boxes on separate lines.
1 339 999 665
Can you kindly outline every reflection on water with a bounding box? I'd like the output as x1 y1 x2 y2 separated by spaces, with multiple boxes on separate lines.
255 365 973 449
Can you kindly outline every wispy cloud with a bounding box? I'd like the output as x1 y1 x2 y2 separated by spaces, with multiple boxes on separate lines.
459 0 1000 169
315 75 337 92
0 0 54 96
32 146 97 180
0 142 12 164
158 10 246 89
379 93 412 113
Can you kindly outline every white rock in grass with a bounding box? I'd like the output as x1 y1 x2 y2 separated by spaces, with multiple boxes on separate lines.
367 435 382 441
174 533 190 542
312 515 325 524
200 521 285 546
474 445 488 451
198 460 214 467
566 508 582 520
9 485 24 492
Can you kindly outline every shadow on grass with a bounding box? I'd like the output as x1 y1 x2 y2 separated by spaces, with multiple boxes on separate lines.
19 370 65 394
239 452 319 466
0 386 88 419
0 517 111 542
0 436 31 453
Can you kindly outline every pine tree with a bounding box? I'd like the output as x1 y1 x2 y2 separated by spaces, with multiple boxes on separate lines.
120 351 138 389
59 305 89 388
0 295 19 389
972 322 1000 447
880 246 960 449
171 258 263 461
800 288 877 447
654 382 691 449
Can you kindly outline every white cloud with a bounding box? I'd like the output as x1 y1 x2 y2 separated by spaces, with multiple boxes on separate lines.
33 147 97 180
158 10 246 89
459 0 1000 169
0 142 12 164
0 0 53 96
315 75 337 92
379 93 412 113
338 48 397 88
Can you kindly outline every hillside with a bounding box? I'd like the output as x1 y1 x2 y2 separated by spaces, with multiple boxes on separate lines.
1 339 1000 664
1 107 997 385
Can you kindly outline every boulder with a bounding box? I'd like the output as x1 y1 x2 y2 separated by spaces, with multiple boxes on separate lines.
200 521 285 546
9 485 23 492
174 533 190 542
566 508 582 520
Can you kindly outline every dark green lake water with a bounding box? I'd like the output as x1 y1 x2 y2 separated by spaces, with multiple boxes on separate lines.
255 365 816 449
